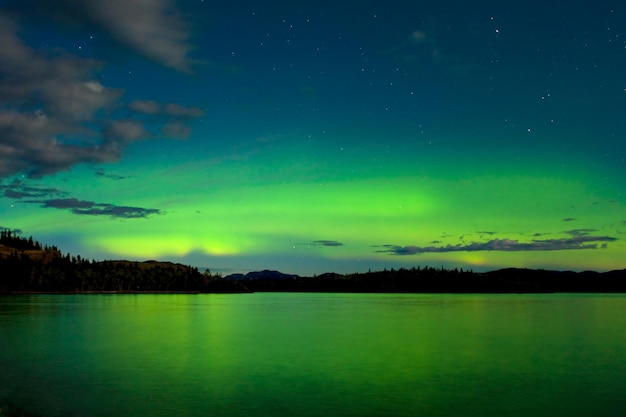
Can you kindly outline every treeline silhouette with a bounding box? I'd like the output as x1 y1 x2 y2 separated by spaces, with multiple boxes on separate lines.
228 268 520 293
2 230 625 293
0 231 244 293
227 267 626 293
1 229 44 251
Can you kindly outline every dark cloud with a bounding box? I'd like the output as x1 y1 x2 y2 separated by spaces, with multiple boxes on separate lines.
294 240 345 248
565 228 596 237
0 8 202 179
0 21 139 177
1 179 158 219
563 217 577 222
93 169 128 181
42 198 93 210
0 18 123 120
0 180 67 199
376 236 617 255
312 240 344 247
40 198 160 219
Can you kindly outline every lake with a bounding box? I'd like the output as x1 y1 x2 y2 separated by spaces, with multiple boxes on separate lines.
1 293 625 417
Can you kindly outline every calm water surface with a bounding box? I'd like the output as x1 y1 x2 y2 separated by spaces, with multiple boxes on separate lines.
1 293 625 417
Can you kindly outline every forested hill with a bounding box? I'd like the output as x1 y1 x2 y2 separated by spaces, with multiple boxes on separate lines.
0 230 245 293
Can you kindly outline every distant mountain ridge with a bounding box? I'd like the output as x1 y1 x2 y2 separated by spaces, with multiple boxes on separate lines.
225 270 300 280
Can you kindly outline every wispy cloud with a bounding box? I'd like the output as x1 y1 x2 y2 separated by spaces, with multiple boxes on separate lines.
376 235 617 255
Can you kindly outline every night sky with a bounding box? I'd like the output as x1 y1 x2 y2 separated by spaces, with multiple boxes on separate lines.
1 1 625 275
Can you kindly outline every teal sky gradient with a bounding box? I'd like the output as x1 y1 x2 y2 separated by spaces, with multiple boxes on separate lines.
1 1 625 275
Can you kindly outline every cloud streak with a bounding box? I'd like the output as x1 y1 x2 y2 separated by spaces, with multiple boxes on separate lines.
377 236 617 255
312 240 344 247
293 240 345 248
1 180 160 219
40 198 160 218
1 180 67 199
564 228 596 237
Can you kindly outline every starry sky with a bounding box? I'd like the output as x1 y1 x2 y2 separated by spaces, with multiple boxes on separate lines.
1 0 625 275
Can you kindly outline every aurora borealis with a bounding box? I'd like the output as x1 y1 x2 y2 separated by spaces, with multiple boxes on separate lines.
1 1 625 275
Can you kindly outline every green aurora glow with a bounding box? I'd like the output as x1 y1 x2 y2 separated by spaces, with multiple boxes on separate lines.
7 141 624 274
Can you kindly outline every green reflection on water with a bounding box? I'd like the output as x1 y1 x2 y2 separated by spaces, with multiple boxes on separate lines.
1 293 625 417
